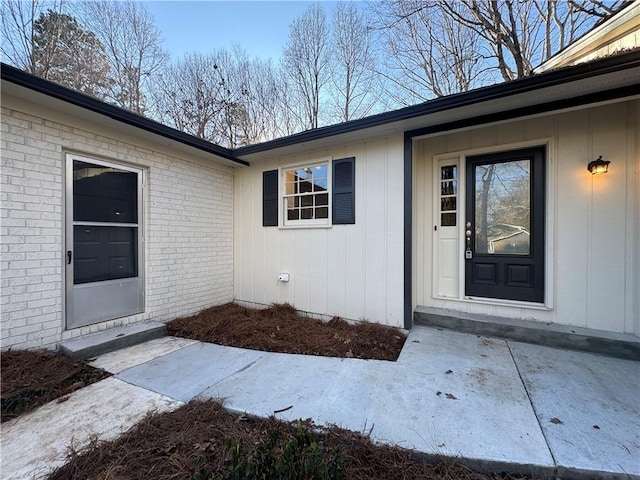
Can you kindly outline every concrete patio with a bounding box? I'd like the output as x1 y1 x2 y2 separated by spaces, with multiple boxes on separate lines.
1 326 638 480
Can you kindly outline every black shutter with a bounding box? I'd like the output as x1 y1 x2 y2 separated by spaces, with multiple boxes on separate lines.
332 157 355 224
263 170 278 226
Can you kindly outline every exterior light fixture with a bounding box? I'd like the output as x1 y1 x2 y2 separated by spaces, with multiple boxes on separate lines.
587 156 610 175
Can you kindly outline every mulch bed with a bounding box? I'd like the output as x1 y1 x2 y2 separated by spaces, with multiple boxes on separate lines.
47 399 532 480
167 303 406 361
1 349 110 423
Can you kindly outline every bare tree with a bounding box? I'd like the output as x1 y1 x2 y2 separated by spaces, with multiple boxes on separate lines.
330 2 379 122
371 0 626 106
228 53 286 144
373 0 494 103
1 0 64 73
282 3 330 130
152 53 229 142
440 0 626 81
77 0 167 114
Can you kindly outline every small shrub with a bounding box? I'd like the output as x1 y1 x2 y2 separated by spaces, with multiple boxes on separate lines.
215 420 345 480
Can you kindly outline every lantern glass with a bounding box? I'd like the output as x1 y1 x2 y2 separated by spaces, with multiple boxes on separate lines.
588 157 610 175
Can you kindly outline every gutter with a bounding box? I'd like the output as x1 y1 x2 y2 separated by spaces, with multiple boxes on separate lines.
1 63 248 167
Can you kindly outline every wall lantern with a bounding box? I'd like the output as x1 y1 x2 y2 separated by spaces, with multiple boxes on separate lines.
587 156 610 175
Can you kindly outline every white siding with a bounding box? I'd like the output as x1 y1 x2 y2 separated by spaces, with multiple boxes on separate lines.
414 99 640 335
234 137 405 328
1 100 234 350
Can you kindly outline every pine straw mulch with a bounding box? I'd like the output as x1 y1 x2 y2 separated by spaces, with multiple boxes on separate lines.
47 399 533 480
1 349 110 423
167 303 406 361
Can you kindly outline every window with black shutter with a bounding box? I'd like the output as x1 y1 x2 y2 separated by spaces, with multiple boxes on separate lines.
262 157 355 227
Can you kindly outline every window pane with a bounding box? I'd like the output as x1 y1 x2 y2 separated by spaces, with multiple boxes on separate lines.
295 168 309 180
474 160 530 255
299 180 313 193
441 180 456 196
287 209 299 221
74 161 138 223
441 197 456 212
301 208 313 219
316 207 328 219
313 178 327 191
441 213 456 226
316 193 328 206
314 165 327 178
74 226 137 284
301 195 313 207
285 182 297 195
441 166 457 180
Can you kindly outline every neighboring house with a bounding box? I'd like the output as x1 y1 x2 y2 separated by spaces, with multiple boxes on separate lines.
2 7 639 350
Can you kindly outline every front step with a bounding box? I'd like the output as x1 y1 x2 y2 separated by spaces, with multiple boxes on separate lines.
59 322 166 359
414 306 640 361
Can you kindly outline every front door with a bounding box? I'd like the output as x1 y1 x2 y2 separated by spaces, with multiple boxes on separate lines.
65 154 144 329
465 147 545 303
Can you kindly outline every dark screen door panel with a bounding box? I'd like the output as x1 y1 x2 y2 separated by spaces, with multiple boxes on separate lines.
67 156 143 329
73 226 137 284
465 147 545 303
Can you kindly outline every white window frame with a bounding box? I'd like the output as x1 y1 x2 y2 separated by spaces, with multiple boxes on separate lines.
280 158 332 227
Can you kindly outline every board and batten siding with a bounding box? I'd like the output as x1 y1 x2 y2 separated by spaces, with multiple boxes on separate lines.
1 97 234 350
234 136 405 328
413 99 639 335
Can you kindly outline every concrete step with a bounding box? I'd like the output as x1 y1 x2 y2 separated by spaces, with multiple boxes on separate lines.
414 306 640 361
59 322 166 359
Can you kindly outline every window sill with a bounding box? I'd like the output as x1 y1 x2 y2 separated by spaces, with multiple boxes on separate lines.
278 224 332 230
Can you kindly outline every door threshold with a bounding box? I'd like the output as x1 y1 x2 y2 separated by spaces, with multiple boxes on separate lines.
59 322 166 359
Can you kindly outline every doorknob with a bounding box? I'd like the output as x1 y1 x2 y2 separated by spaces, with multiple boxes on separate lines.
67 251 72 265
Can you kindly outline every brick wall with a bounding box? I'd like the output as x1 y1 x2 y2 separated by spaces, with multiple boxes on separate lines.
1 104 234 350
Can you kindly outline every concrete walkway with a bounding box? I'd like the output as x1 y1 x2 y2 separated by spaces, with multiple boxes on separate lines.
2 327 638 480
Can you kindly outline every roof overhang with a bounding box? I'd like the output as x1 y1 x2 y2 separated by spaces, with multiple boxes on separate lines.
235 50 640 162
535 2 640 73
3 50 639 167
1 64 248 167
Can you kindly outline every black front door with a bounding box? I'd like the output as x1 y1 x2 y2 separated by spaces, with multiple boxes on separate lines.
465 147 545 303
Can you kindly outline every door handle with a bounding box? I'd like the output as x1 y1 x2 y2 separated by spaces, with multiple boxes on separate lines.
67 251 72 265
465 222 473 259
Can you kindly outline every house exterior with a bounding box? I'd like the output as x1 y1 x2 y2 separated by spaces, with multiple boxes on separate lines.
2 9 639 350
1 70 242 348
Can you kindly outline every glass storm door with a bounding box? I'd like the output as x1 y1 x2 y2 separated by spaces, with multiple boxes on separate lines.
465 147 545 303
65 155 144 329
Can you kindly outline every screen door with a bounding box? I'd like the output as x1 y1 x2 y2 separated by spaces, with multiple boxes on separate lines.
65 154 144 329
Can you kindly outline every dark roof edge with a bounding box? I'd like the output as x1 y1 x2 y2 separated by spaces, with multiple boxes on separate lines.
235 49 640 156
1 63 248 167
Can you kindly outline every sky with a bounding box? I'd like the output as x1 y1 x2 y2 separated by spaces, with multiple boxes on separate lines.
142 1 338 61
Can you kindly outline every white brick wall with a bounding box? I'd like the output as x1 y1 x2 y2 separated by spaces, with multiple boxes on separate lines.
1 104 234 350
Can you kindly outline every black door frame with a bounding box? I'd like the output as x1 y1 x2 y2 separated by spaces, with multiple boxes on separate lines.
464 147 545 303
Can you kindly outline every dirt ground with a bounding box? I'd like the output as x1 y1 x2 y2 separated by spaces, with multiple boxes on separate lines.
167 302 406 361
0 349 110 422
47 399 532 480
